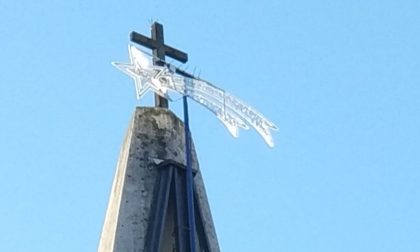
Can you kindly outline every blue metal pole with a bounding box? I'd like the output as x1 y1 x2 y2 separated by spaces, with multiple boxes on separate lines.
183 95 196 252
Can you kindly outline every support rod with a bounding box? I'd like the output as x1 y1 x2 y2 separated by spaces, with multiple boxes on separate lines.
183 95 196 252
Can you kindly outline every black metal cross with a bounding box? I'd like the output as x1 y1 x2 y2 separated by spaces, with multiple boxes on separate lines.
130 22 188 108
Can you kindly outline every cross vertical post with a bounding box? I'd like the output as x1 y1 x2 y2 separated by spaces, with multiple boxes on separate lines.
151 23 168 108
130 22 188 108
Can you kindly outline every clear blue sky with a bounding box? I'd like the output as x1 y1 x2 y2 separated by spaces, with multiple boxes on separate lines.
1 0 419 251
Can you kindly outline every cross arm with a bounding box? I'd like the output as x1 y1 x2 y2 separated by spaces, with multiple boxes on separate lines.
130 31 188 63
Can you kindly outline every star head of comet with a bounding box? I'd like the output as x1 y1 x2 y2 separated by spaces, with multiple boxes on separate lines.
112 45 171 100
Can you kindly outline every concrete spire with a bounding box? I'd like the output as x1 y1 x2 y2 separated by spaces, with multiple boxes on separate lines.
98 107 220 252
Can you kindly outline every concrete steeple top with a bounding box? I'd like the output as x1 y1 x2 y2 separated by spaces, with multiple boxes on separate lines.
98 107 220 252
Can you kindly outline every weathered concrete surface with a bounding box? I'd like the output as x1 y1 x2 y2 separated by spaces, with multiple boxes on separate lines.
98 107 220 252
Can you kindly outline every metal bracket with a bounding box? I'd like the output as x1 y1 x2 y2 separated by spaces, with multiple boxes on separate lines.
144 161 210 251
